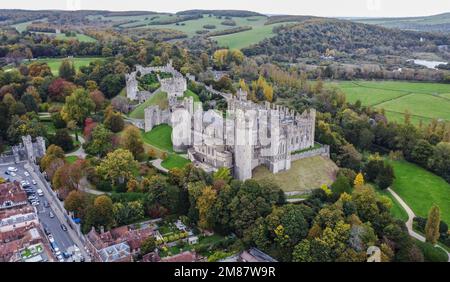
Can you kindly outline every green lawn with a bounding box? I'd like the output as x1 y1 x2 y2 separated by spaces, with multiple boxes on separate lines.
161 154 191 170
252 156 338 192
328 80 450 125
128 91 168 119
65 156 79 164
26 57 105 75
141 124 173 152
389 160 450 224
182 89 200 102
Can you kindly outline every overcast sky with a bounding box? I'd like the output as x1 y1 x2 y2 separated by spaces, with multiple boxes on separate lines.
1 0 449 18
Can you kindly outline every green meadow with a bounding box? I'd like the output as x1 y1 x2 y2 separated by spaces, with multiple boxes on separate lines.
328 80 450 125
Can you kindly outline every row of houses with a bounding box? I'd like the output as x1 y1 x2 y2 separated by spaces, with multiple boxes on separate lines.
0 182 55 262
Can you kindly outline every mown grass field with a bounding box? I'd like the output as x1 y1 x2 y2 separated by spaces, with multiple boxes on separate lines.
141 124 173 153
328 80 450 125
128 91 168 119
26 57 104 75
252 156 338 192
389 160 450 224
161 154 191 170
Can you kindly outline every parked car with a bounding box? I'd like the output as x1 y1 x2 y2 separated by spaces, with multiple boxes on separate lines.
57 254 64 262
10 172 16 177
48 234 55 243
37 189 44 196
61 224 68 231
49 211 55 218
4 170 10 175
44 227 51 235
7 167 18 172
32 180 37 185
24 171 30 177
44 201 49 208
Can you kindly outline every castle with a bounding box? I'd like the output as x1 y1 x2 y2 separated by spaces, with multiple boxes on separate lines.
126 63 322 181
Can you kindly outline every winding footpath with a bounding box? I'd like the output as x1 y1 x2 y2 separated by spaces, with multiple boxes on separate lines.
387 188 450 262
66 134 87 158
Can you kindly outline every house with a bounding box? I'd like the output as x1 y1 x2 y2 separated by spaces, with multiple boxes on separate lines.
86 222 156 262
219 248 278 262
0 225 54 262
0 182 27 210
160 251 202 262
0 206 38 232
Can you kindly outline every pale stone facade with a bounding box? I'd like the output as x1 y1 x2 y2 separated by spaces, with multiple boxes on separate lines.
126 66 319 181
12 135 46 163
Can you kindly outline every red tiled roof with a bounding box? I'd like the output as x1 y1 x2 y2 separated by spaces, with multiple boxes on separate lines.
0 182 27 206
161 251 198 262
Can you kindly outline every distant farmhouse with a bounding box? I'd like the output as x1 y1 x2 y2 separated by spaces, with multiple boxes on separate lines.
126 63 328 181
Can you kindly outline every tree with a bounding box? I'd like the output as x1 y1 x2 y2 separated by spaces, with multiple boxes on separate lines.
354 172 364 187
40 144 65 171
61 88 95 125
84 124 113 157
196 186 217 230
96 149 138 185
121 125 144 159
51 128 74 152
375 163 395 190
85 195 115 230
428 142 450 182
64 190 87 218
141 236 156 255
48 78 76 102
411 139 434 168
20 94 38 113
89 90 105 112
59 59 76 81
425 205 441 244
100 74 124 98
331 175 352 197
104 111 124 133
213 167 232 183
113 201 145 226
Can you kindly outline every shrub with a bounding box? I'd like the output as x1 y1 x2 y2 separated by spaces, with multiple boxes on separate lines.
203 24 216 29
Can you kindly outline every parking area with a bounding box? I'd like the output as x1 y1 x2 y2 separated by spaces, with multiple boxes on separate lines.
1 162 82 262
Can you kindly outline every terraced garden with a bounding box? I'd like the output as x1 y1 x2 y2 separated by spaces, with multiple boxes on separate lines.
328 80 450 125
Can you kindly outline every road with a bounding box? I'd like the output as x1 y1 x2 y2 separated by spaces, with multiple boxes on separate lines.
1 161 90 261
1 163 74 252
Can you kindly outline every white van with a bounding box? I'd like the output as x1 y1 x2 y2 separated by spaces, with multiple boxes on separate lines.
37 189 44 196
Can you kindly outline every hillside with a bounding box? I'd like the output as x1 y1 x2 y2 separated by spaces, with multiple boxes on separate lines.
350 12 450 33
242 18 450 63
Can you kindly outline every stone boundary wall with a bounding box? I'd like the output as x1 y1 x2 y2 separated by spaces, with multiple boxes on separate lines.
291 144 330 161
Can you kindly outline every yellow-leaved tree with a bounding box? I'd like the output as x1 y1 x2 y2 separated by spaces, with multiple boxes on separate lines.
354 172 364 187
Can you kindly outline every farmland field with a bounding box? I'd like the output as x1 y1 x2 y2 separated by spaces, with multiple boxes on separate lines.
25 57 105 75
96 13 294 49
12 18 96 42
389 160 450 224
328 80 450 124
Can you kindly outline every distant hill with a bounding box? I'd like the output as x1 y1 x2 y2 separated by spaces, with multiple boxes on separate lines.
176 10 264 17
349 12 450 33
242 17 450 62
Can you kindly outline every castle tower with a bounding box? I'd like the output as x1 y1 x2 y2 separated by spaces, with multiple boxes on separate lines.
233 109 253 181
